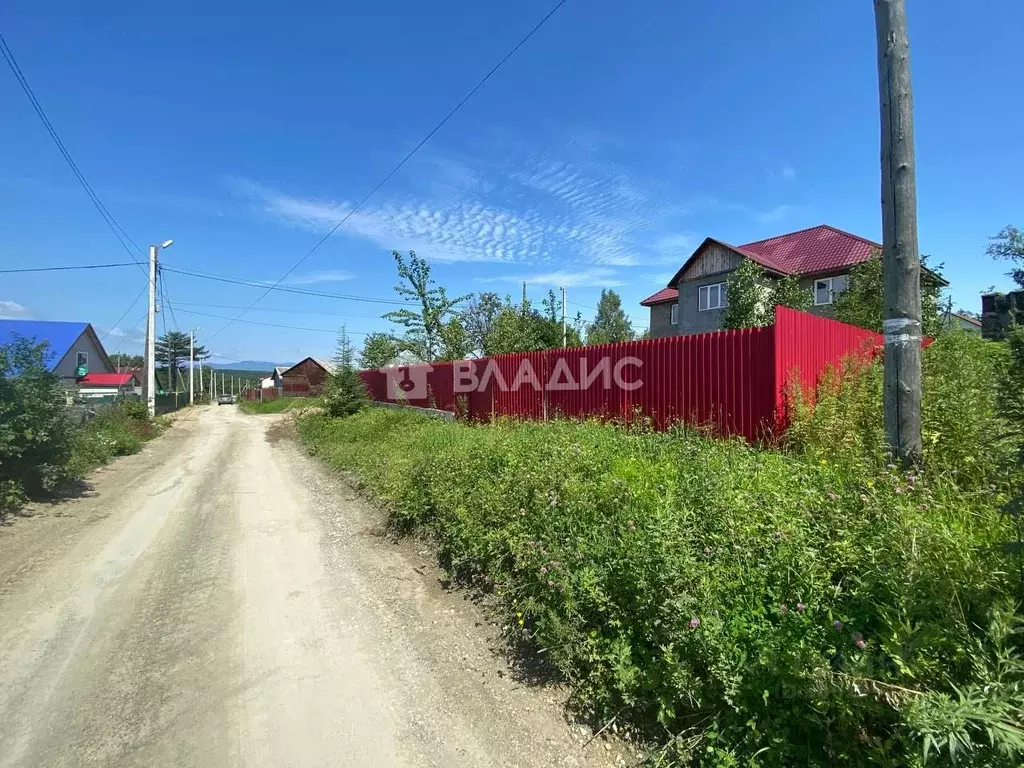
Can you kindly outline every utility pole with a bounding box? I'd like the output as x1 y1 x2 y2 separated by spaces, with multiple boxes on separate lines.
561 287 567 347
522 281 527 310
874 0 922 464
146 246 158 418
188 327 199 406
145 240 173 417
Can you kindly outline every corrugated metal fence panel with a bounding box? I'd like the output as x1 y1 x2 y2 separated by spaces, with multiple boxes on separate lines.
357 310 887 442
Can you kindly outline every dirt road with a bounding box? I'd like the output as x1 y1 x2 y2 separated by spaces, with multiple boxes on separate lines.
0 406 618 768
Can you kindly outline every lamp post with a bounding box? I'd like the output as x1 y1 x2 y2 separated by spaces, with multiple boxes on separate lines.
146 239 173 418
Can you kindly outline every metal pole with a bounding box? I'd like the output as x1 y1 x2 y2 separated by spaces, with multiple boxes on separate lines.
146 245 158 418
561 287 567 347
875 0 922 464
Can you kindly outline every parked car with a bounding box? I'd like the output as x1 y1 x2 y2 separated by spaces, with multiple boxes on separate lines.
217 393 234 405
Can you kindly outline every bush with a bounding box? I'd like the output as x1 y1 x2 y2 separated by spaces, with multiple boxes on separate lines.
0 337 76 515
299 407 1023 766
67 400 161 477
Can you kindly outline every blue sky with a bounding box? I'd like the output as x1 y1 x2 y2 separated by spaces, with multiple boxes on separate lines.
2 0 1022 364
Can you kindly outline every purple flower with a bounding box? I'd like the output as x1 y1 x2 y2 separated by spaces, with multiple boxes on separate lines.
833 620 843 631
688 617 701 630
852 631 866 649
796 602 806 613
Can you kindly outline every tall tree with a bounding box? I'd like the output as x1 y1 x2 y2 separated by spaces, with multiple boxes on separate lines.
359 333 399 369
438 317 472 362
722 260 813 330
324 327 367 417
834 256 945 337
586 289 634 345
154 330 209 392
485 299 544 355
382 250 469 362
463 292 503 356
986 226 1024 289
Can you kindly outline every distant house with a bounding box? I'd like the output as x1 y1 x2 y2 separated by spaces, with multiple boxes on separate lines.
280 357 335 395
77 372 141 399
640 224 947 337
0 319 116 384
945 312 982 334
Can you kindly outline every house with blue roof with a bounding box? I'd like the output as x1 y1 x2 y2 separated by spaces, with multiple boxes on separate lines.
0 319 116 384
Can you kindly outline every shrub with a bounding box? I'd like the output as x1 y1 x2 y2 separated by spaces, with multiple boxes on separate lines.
299 407 1023 766
0 337 76 515
67 400 161 477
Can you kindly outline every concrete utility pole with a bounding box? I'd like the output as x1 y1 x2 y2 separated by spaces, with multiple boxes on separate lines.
874 0 922 464
145 239 173 417
188 327 200 406
561 287 567 347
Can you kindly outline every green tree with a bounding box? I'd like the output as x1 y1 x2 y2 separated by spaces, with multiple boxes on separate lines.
438 317 472 362
723 260 813 330
359 333 398 369
586 289 634 345
485 299 544 355
834 256 946 336
463 292 503 355
986 226 1024 289
154 330 209 391
111 353 144 370
383 250 470 362
324 327 368 417
0 338 75 513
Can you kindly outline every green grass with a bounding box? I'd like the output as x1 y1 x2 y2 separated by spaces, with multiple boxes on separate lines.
68 400 166 477
297 405 1023 767
238 396 311 415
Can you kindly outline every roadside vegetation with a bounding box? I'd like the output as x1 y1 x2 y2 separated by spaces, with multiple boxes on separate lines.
298 327 1024 766
1 337 165 519
238 396 311 415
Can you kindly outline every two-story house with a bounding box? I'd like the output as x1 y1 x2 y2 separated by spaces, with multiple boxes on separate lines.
642 224 887 337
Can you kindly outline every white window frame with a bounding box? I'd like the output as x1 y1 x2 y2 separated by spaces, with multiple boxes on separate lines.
670 303 679 325
698 282 727 312
814 278 834 306
76 351 89 368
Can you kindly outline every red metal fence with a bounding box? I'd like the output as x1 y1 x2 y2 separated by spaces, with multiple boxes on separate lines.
359 308 884 442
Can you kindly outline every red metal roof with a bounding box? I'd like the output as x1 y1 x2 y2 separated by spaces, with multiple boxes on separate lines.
79 372 138 387
737 225 880 276
639 286 679 306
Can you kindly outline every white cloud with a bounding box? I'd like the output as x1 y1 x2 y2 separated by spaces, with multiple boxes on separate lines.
0 300 31 319
479 267 625 289
287 270 354 285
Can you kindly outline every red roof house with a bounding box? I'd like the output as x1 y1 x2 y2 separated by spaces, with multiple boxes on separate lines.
640 224 944 338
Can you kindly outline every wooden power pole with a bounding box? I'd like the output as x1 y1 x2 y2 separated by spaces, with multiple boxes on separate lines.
874 0 922 464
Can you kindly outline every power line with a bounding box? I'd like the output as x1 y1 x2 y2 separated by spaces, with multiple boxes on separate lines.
0 262 138 275
158 267 183 332
173 307 372 335
0 32 146 270
99 285 148 342
160 265 422 306
206 0 571 341
172 300 384 319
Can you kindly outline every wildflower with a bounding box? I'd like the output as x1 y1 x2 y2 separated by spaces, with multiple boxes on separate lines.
852 631 866 649
780 604 789 614
540 566 548 575
547 580 555 587
703 546 713 556
688 617 701 630
860 494 869 503
833 620 843 631
796 602 806 613
827 491 839 501
894 487 904 495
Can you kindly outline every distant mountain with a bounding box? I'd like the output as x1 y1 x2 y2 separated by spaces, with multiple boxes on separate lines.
207 360 290 372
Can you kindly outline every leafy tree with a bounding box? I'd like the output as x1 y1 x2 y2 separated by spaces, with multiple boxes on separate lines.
383 250 470 362
586 289 634 345
439 317 472 362
112 353 144 370
486 299 545 355
324 327 367 417
986 226 1024 289
0 338 75 513
723 260 813 330
834 255 946 336
463 292 503 355
359 333 398 369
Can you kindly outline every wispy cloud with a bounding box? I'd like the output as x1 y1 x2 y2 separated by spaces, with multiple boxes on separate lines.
0 300 31 319
478 267 624 289
287 270 354 285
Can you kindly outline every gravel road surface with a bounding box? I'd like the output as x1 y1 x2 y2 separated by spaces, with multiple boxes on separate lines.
0 406 619 768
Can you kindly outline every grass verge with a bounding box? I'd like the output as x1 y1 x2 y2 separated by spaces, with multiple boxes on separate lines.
298 405 1023 767
238 396 311 415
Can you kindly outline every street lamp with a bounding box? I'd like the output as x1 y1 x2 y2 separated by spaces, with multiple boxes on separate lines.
146 239 173 417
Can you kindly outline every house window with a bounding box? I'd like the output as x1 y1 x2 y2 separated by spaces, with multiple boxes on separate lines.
76 351 89 368
698 282 728 311
670 303 679 325
814 278 834 306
